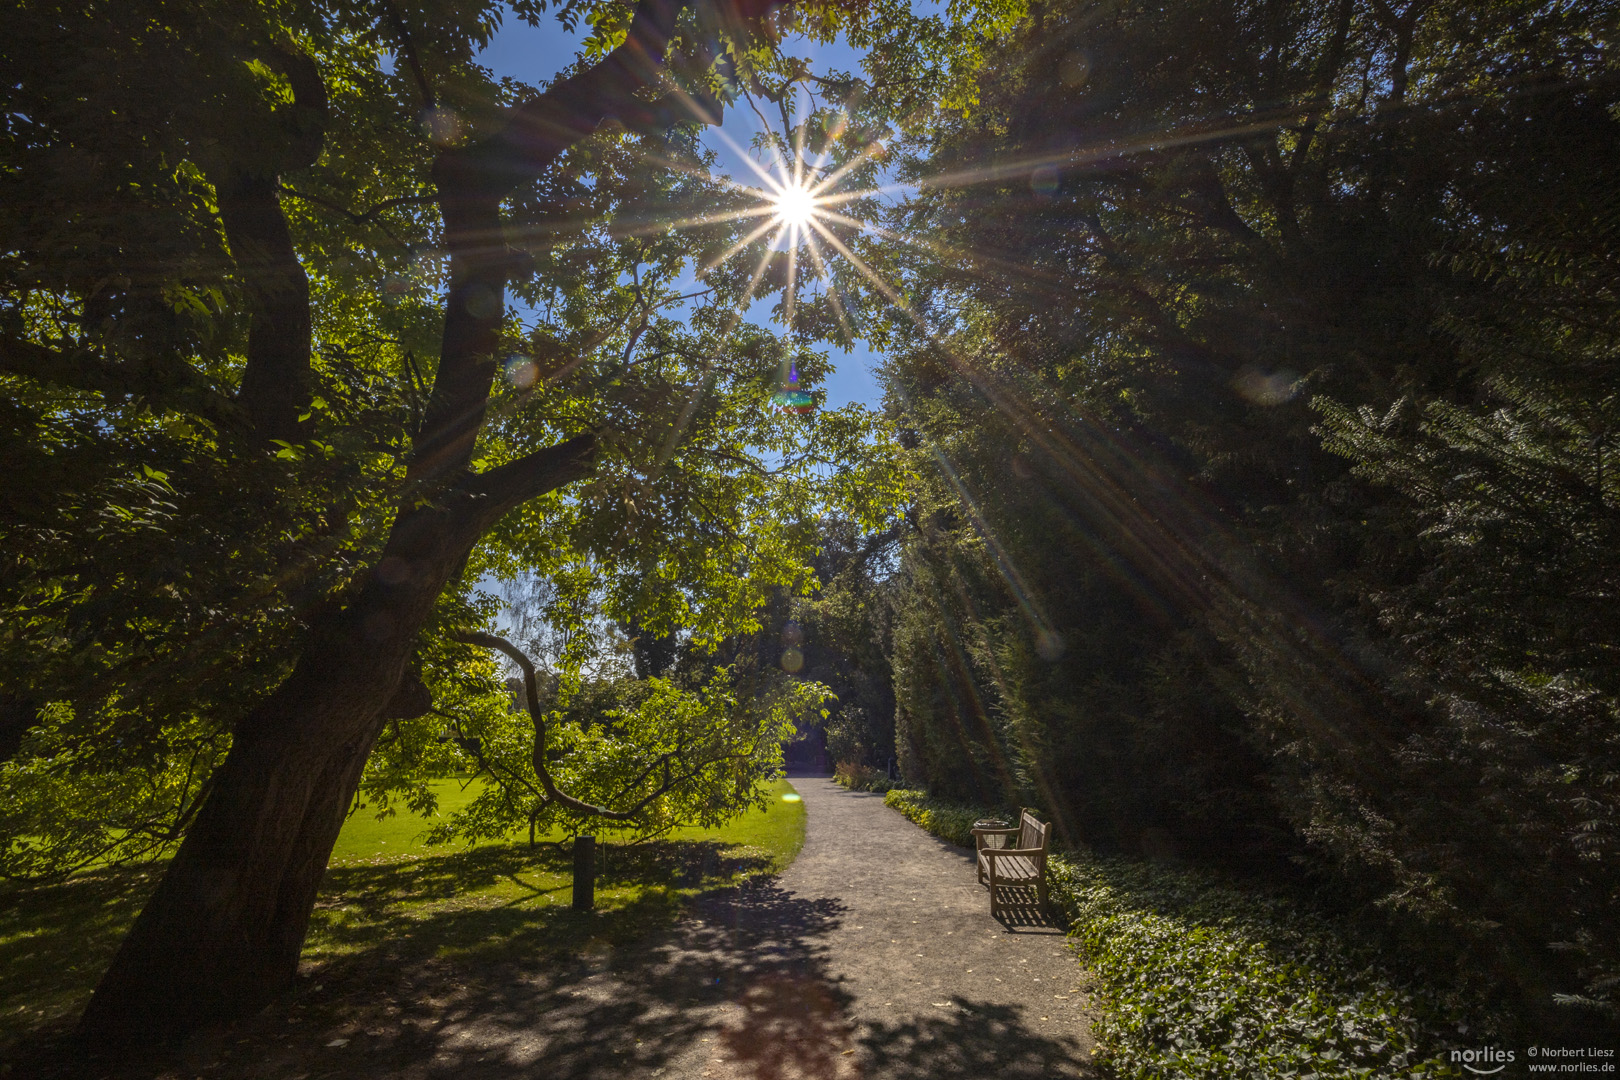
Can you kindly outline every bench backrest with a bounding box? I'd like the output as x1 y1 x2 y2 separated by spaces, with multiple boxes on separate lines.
1018 810 1048 853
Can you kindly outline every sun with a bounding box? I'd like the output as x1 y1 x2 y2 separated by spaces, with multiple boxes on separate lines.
773 182 819 227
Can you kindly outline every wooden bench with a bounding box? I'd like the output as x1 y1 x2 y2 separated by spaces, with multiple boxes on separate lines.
972 810 1049 916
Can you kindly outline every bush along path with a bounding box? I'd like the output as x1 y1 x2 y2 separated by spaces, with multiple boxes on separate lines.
885 789 1497 1080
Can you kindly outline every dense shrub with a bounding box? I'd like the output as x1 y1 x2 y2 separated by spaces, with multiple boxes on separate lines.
881 0 1620 1026
832 762 896 794
1051 859 1492 1080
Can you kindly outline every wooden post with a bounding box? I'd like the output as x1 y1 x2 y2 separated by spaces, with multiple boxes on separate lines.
572 834 596 911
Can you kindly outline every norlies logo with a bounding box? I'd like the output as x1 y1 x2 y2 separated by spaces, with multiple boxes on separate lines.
1453 1047 1517 1075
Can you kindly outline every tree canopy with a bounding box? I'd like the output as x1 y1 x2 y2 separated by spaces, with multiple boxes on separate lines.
0 0 948 1037
875 0 1620 1032
1 0 877 867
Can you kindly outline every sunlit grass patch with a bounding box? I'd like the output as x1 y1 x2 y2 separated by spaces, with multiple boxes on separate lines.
306 778 806 963
664 779 807 871
329 776 492 863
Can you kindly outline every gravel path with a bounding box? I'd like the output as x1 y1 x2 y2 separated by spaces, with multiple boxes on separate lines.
650 775 1100 1079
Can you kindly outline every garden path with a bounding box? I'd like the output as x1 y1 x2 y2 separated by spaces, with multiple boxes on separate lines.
640 774 1100 1079
341 776 1102 1079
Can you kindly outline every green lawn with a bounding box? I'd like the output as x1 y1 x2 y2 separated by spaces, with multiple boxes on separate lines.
0 778 806 1049
304 778 807 964
328 776 490 862
329 778 806 864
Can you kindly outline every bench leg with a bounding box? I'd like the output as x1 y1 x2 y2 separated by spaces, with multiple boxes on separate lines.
988 861 998 917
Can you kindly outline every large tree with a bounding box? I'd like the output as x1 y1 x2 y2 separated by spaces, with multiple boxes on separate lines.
1 0 922 1041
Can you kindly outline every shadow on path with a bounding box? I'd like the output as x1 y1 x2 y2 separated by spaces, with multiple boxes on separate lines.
858 1002 1095 1080
990 883 1068 933
8 783 1099 1080
12 874 1096 1080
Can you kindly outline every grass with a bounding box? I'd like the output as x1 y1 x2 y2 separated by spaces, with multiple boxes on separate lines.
305 778 807 965
0 778 806 1050
0 861 160 1048
883 788 1486 1080
329 777 490 862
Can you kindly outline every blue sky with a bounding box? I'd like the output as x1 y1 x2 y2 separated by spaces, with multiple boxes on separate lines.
475 9 888 412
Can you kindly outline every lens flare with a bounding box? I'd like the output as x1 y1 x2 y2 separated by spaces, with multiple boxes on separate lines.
772 363 817 415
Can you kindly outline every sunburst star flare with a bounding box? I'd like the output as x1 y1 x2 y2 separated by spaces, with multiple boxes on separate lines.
773 181 820 227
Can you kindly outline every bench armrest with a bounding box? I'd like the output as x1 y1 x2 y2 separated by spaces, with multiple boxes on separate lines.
980 846 1045 859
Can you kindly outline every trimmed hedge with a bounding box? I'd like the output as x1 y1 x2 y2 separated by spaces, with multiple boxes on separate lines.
883 788 1008 846
884 789 1485 1079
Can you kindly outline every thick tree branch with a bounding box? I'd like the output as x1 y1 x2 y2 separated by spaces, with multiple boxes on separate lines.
1292 0 1355 176
458 432 598 532
218 172 314 445
412 0 771 484
437 0 699 200
381 0 438 109
217 43 329 445
261 42 329 172
1367 0 1431 105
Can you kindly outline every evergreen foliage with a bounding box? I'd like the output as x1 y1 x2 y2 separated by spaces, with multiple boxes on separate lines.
792 517 902 771
877 0 1620 1030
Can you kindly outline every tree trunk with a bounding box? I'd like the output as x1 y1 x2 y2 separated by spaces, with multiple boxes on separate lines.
79 532 437 1039
78 482 508 1035
79 453 594 1041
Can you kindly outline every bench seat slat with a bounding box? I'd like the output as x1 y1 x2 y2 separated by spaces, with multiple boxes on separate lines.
978 853 1039 880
